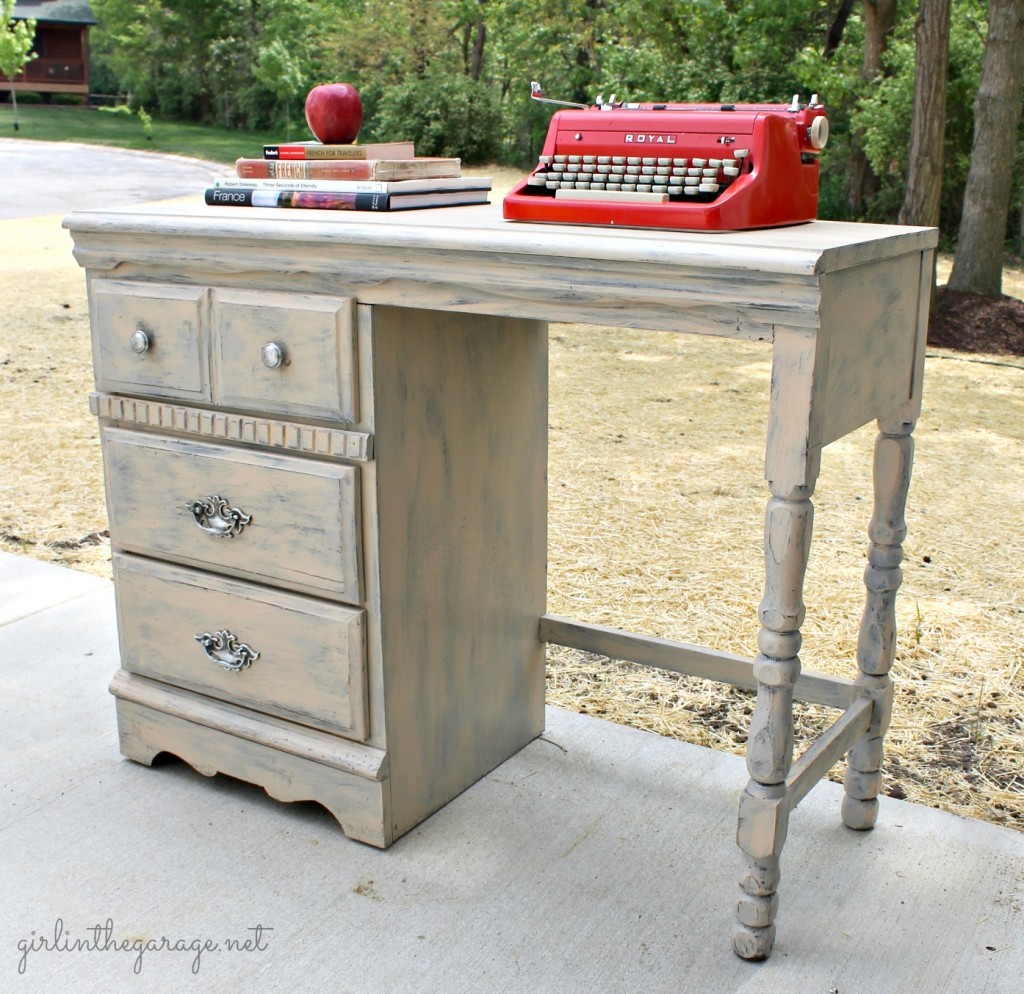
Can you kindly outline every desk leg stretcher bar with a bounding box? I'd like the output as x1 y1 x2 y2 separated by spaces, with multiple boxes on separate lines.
541 419 915 960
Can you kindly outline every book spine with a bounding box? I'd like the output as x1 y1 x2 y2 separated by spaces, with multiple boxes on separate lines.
264 145 369 160
206 188 388 211
237 158 379 180
236 158 460 180
217 178 389 193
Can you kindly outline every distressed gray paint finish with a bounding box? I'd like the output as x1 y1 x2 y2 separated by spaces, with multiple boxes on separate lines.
77 234 549 850
113 552 369 739
66 203 935 961
369 305 548 838
91 280 208 402
211 288 359 424
102 427 363 601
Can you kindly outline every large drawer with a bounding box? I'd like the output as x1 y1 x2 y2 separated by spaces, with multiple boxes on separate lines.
102 428 363 603
211 289 358 424
113 554 369 740
91 280 209 403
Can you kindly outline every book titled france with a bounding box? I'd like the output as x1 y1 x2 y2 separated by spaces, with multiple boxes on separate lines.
205 187 489 212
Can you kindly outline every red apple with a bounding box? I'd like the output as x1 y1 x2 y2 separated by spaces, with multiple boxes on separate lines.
304 83 363 144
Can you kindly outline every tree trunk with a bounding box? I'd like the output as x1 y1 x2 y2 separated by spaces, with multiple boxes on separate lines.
845 0 899 215
461 0 488 81
469 21 486 81
898 0 952 228
948 0 1024 296
863 0 899 69
824 0 856 59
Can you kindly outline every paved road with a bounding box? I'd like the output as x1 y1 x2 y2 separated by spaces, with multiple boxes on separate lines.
0 138 233 219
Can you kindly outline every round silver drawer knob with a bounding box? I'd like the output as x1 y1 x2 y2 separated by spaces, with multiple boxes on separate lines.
129 327 150 354
261 342 284 369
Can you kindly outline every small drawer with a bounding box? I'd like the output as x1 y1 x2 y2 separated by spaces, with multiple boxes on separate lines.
102 428 362 603
113 554 368 740
212 289 358 423
92 280 209 402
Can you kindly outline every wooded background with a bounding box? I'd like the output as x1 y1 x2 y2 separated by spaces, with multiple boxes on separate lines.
84 1 1023 292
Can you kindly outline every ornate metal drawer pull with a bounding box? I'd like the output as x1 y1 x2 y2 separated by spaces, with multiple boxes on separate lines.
187 495 252 538
194 629 260 672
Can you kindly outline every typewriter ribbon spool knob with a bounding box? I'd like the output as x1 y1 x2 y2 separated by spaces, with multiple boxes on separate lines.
809 115 829 150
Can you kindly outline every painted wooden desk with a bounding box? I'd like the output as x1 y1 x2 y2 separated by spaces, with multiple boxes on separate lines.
66 203 936 960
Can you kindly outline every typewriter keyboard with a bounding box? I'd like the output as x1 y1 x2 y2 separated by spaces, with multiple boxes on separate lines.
522 150 751 203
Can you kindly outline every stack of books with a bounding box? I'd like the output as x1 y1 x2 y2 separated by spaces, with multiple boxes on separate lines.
205 140 491 213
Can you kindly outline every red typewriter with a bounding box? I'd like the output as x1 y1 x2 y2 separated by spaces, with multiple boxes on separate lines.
502 83 829 231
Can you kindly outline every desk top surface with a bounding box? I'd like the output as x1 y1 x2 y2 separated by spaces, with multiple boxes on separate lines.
65 201 937 278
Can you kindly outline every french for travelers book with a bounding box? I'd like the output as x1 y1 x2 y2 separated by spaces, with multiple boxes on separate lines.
205 187 490 212
235 156 461 181
263 140 415 160
214 176 492 196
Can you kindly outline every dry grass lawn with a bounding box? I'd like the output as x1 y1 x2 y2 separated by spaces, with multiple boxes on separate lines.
2 188 1021 832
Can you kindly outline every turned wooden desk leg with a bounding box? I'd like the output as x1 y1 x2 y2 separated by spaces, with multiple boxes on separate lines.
842 419 915 830
733 484 815 960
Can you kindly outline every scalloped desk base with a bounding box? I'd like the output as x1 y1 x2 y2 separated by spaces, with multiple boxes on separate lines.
113 695 392 848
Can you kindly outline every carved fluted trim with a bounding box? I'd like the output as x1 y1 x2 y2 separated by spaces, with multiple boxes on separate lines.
90 392 372 462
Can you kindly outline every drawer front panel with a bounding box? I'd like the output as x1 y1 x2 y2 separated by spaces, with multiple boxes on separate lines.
103 428 362 603
212 289 357 423
114 554 368 740
92 281 209 402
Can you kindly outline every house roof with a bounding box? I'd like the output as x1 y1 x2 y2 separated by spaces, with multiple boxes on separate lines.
12 2 97 25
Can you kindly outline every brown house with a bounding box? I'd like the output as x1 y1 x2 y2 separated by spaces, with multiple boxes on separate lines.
3 1 96 100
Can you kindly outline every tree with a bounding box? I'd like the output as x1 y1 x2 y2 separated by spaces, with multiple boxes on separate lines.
845 0 899 215
898 0 952 227
91 0 321 130
948 0 1024 296
255 37 306 139
0 0 36 131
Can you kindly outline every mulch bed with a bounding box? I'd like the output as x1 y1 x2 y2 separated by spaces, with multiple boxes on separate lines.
929 287 1024 356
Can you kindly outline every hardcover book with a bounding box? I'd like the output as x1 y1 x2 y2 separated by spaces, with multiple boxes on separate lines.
263 140 415 161
215 176 492 196
205 187 490 212
235 157 461 181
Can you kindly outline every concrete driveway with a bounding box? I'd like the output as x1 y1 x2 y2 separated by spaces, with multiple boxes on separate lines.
0 138 232 219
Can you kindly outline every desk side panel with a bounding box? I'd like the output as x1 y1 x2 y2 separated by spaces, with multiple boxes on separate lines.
815 251 930 446
370 307 548 839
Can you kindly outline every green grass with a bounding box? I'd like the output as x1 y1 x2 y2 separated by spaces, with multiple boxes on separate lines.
0 103 309 165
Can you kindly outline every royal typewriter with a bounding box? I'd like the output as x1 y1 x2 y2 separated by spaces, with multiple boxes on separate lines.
502 83 829 231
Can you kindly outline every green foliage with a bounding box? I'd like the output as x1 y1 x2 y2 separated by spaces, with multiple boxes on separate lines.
1 0 36 130
0 0 34 78
254 36 307 139
375 72 502 163
66 0 1016 243
854 1 987 232
137 105 153 140
90 0 320 130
